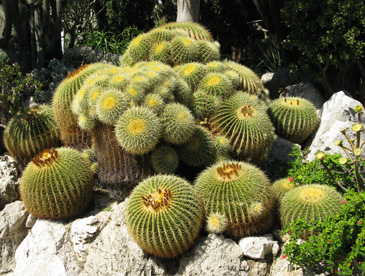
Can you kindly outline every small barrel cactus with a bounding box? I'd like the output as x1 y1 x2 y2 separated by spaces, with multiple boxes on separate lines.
197 72 234 98
194 160 276 239
3 105 61 168
125 174 204 258
161 102 196 145
151 144 179 174
267 97 319 144
272 177 296 202
115 106 162 155
19 147 94 219
279 184 343 232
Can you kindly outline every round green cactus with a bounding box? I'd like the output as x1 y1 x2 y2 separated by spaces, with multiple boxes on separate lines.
77 112 96 131
177 126 217 167
279 184 343 232
267 97 319 144
193 89 222 120
3 105 61 168
197 72 234 98
149 41 172 64
205 61 226 73
115 106 162 155
128 33 152 62
211 92 275 164
52 63 108 149
142 93 165 114
151 144 179 174
95 88 129 125
177 62 207 90
157 22 214 41
194 160 276 239
161 103 196 145
148 28 175 42
19 147 94 219
196 40 220 63
125 174 204 258
213 135 231 161
272 177 296 202
171 36 199 65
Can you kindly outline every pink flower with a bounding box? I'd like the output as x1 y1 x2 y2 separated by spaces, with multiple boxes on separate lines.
328 239 332 243
288 177 294 182
342 200 347 204
282 254 287 259
358 221 363 225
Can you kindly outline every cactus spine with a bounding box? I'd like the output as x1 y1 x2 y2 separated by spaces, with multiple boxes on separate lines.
3 105 61 168
272 177 296 201
267 97 319 144
19 147 94 219
151 144 179 174
194 160 276 239
125 174 204 258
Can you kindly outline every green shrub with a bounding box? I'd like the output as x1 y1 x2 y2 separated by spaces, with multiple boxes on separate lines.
281 0 365 97
0 61 42 124
286 146 363 192
283 190 365 275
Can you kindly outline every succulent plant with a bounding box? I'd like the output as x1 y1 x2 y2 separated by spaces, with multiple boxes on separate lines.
157 22 214 41
19 147 94 219
279 184 343 233
95 88 129 125
125 174 204 258
161 102 196 145
177 62 207 90
149 41 172 64
142 93 165 114
194 160 276 239
171 36 199 65
177 126 217 167
197 72 233 98
115 106 162 155
128 33 152 62
52 63 108 149
267 97 319 144
193 89 221 120
151 144 179 174
196 40 221 63
211 92 275 164
3 105 61 168
206 212 228 234
213 135 231 161
272 177 296 201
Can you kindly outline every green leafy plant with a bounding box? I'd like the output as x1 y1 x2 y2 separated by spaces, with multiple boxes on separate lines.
286 146 363 192
0 61 42 125
283 190 365 275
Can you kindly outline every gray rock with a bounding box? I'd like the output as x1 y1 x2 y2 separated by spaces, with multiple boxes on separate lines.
0 154 20 210
0 201 29 274
285 83 325 110
13 219 71 276
239 234 280 260
177 233 247 276
306 91 365 161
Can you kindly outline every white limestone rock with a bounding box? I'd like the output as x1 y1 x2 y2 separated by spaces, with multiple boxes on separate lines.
0 154 20 210
239 234 280 260
306 91 365 161
0 201 29 274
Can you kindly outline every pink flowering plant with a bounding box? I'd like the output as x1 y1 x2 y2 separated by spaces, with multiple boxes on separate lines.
283 190 365 275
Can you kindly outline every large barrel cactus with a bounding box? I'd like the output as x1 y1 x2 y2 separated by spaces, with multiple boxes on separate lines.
211 92 275 164
267 97 319 144
194 160 276 239
19 147 94 219
125 174 204 258
3 105 61 168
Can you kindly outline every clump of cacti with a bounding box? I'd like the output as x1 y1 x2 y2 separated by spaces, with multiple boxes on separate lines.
194 160 276 239
279 184 343 235
211 92 275 164
3 105 61 168
19 147 94 219
267 97 319 144
125 174 204 258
